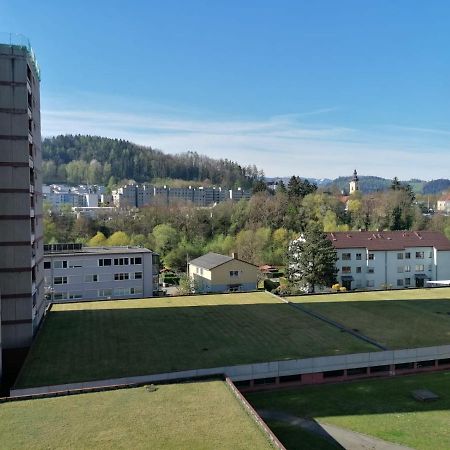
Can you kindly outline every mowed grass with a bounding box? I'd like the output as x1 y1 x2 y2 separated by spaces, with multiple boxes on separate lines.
291 287 450 349
0 380 274 450
16 292 375 388
247 371 450 450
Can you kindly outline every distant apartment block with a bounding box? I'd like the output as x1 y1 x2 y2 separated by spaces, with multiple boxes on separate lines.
43 184 100 209
0 34 45 367
112 184 252 208
328 231 450 290
44 244 160 302
437 194 450 214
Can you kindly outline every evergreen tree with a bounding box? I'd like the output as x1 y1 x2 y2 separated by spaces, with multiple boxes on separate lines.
287 223 337 293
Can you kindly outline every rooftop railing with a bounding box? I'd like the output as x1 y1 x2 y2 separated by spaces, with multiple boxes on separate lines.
0 32 41 80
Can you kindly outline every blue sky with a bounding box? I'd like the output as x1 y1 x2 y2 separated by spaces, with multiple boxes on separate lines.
2 1 450 179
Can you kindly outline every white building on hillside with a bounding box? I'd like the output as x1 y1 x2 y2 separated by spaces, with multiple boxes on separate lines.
437 194 450 214
327 231 450 291
44 244 160 302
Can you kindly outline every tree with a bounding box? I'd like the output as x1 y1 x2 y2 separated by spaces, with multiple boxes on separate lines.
287 223 337 293
107 231 130 246
87 231 107 247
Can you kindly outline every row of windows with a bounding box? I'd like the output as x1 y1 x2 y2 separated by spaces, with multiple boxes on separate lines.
53 273 143 284
45 257 143 269
341 264 431 274
341 251 434 261
99 257 142 266
53 287 143 300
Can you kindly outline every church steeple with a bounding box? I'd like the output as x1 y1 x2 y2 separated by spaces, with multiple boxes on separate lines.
349 169 359 194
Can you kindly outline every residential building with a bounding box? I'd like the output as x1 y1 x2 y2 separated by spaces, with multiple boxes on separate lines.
328 231 450 291
0 34 45 376
188 252 258 293
437 194 450 214
44 244 160 302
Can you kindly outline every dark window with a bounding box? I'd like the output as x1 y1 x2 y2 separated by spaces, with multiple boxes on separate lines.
323 370 344 378
135 272 142 279
44 261 51 269
233 380 251 387
370 365 390 373
135 257 142 265
279 374 302 383
417 360 435 368
438 358 450 366
395 362 414 370
254 377 276 385
347 367 367 376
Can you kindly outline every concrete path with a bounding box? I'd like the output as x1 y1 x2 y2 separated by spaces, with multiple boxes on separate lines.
319 422 414 450
258 409 414 450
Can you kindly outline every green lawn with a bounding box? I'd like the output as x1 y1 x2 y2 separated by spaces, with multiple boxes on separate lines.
290 287 450 349
15 292 374 388
247 371 450 450
0 380 274 450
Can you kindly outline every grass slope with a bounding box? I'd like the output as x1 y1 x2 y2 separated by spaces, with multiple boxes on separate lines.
247 371 450 450
0 381 274 450
291 288 450 349
16 292 374 388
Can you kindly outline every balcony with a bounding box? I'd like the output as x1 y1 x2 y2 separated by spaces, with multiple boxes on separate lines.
31 233 35 243
30 184 34 194
32 281 36 294
28 132 33 144
30 208 35 217
29 155 34 168
27 80 32 95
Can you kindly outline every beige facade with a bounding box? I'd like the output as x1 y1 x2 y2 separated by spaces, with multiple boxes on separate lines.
0 35 45 373
189 253 258 293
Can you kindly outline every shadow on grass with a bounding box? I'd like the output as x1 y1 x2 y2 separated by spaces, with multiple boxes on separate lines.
15 301 376 389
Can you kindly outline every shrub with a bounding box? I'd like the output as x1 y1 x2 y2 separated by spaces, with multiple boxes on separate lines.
264 279 280 292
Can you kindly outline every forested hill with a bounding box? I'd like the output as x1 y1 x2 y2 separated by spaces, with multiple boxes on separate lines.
42 135 262 188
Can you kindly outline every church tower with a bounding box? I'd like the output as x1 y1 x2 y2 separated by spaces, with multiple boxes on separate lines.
349 169 359 194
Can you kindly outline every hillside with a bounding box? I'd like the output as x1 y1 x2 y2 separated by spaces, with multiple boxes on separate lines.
42 135 261 188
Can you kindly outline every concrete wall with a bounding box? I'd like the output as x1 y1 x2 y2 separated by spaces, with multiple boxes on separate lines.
12 344 450 397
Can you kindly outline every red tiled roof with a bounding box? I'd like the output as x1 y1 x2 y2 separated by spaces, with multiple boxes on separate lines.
439 194 450 202
326 231 450 251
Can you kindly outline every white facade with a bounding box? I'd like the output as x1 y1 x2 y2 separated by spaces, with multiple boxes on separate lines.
44 245 160 302
330 231 450 291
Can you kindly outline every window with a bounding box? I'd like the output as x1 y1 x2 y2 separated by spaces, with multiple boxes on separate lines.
54 276 67 285
229 284 241 292
397 279 404 287
54 260 68 269
405 252 411 259
405 277 411 286
397 266 404 273
84 274 98 282
44 261 51 269
53 293 67 300
131 287 143 295
416 264 424 271
230 270 239 277
134 257 142 265
355 280 362 288
69 261 82 268
416 251 424 259
114 273 129 281
356 253 362 260
404 265 411 272
68 292 83 299
134 272 142 279
356 267 362 273
397 253 403 260
428 264 432 272
368 253 374 260
428 251 433 258
342 253 351 261
98 288 113 297
342 266 351 274
367 267 375 274
114 258 129 266
99 258 112 266
367 280 374 287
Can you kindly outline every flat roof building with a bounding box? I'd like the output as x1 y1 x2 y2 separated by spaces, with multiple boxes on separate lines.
44 244 160 302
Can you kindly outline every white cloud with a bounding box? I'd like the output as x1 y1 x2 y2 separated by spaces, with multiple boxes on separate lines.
40 99 450 180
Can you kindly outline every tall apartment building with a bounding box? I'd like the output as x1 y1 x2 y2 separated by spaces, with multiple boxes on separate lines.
0 34 45 380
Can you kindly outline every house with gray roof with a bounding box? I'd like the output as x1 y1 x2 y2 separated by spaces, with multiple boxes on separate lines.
188 252 258 293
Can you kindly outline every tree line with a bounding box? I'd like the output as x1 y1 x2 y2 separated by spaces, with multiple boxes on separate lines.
42 134 263 188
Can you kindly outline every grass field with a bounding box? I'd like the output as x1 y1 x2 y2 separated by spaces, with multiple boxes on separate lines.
290 287 450 349
15 292 374 388
247 371 450 450
0 380 274 449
